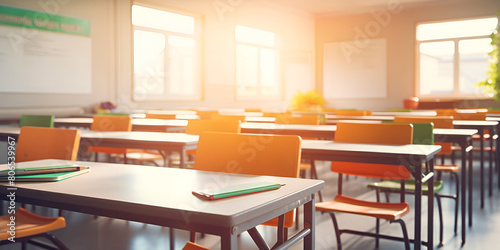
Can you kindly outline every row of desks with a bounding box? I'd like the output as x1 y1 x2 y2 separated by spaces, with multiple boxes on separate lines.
0 123 477 249
0 126 442 249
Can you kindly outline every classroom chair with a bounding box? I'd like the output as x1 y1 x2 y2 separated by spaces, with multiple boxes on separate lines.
5 126 81 249
195 110 219 120
210 114 246 123
316 122 414 250
0 207 68 249
16 126 81 162
335 110 373 116
182 241 211 250
367 123 457 247
88 115 161 165
19 115 55 128
393 116 460 237
191 132 302 248
144 113 177 119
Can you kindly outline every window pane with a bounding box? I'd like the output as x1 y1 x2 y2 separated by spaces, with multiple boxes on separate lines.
236 44 258 96
419 41 454 95
260 48 278 95
417 17 497 41
132 5 194 35
459 38 492 94
235 25 275 47
133 30 165 98
168 36 196 95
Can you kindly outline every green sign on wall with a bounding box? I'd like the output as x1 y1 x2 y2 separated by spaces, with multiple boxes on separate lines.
0 5 90 36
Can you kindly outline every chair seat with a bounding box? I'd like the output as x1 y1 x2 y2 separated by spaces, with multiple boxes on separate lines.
300 162 311 170
434 164 460 172
0 208 65 240
182 241 211 250
368 180 444 193
315 194 409 221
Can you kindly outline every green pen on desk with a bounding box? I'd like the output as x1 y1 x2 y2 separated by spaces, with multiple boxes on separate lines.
0 165 89 177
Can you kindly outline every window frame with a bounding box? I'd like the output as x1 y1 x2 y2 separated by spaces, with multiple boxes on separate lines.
131 3 203 101
415 16 497 99
234 25 282 101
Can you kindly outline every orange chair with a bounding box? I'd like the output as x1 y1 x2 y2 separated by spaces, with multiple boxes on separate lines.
182 241 210 250
185 120 241 135
192 132 301 246
16 126 81 162
316 122 413 250
336 110 373 116
144 113 176 119
275 114 320 125
196 110 219 120
211 114 246 123
0 208 68 249
5 126 80 249
88 115 144 164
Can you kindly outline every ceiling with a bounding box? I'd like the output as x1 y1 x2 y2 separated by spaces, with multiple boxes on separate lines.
270 0 454 15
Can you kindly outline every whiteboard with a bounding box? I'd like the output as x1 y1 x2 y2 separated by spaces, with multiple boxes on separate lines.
0 25 91 94
323 38 387 99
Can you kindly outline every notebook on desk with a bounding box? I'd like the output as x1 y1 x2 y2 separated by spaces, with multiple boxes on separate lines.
192 182 284 200
0 165 90 182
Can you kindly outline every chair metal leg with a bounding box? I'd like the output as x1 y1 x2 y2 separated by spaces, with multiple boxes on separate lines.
453 172 459 235
435 193 444 247
375 218 380 249
391 219 410 250
329 213 342 250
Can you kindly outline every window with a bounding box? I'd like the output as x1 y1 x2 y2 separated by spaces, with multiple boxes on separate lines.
235 25 280 100
132 5 201 100
416 17 497 98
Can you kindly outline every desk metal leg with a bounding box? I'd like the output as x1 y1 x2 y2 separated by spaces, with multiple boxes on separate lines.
221 231 238 250
427 159 434 249
414 163 422 250
489 135 494 197
480 130 485 209
461 142 468 245
303 194 316 250
469 149 473 227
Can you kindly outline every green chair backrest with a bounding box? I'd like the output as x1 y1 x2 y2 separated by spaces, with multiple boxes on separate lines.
412 122 434 145
19 115 55 128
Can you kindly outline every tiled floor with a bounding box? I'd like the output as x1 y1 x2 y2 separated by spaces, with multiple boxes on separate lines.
3 157 500 250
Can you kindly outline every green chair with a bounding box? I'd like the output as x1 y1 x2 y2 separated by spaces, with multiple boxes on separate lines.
368 123 458 247
19 115 55 128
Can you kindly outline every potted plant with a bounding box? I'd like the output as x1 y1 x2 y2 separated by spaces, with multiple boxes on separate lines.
290 89 327 112
476 13 500 98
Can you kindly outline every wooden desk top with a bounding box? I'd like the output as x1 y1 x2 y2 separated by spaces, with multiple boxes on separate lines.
0 159 324 231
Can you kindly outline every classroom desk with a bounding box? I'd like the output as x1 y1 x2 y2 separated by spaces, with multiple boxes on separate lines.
53 118 188 132
0 127 198 168
0 159 324 250
452 120 498 215
241 122 476 245
300 140 441 250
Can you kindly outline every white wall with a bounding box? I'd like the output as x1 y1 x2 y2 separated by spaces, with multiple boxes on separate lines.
0 0 315 116
315 0 500 110
0 0 116 117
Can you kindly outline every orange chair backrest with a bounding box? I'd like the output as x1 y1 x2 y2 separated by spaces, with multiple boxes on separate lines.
452 112 486 121
196 110 219 120
333 122 413 179
91 115 132 132
394 116 453 154
336 110 372 116
16 126 81 162
194 132 301 228
185 120 241 135
275 114 319 125
144 113 176 120
211 114 246 123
